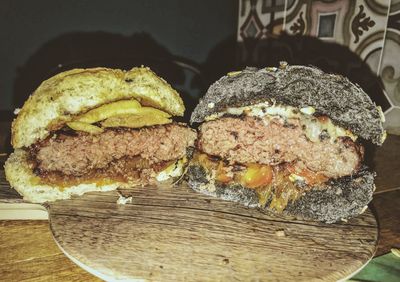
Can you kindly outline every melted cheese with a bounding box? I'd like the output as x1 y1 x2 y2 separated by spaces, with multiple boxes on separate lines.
156 157 187 182
205 102 357 143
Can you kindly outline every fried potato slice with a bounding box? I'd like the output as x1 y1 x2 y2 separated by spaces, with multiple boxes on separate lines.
76 100 142 124
101 107 172 128
66 121 104 134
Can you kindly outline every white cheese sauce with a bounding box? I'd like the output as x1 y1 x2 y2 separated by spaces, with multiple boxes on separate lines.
205 102 357 143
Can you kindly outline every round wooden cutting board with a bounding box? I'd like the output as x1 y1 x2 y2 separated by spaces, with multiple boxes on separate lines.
48 183 378 281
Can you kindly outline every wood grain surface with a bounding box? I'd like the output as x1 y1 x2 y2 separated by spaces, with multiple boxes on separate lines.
372 135 400 191
49 185 378 282
372 189 400 256
0 220 101 282
0 169 23 203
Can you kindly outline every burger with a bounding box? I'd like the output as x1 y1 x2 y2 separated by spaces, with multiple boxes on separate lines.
5 67 197 203
187 63 386 223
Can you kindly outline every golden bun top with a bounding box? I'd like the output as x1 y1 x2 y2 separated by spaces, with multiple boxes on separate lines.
12 67 185 148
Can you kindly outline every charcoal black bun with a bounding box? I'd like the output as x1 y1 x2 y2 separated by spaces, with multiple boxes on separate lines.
186 164 375 223
190 63 385 145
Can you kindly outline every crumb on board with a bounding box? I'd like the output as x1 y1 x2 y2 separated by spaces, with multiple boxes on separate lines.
117 194 132 205
275 230 286 237
391 248 400 258
360 205 368 214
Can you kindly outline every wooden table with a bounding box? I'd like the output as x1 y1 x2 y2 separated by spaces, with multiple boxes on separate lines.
0 220 101 282
0 123 399 281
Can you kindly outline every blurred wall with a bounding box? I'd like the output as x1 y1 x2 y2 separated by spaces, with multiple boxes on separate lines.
0 0 238 111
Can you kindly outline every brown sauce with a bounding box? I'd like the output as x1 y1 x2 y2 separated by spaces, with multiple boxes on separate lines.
34 157 174 189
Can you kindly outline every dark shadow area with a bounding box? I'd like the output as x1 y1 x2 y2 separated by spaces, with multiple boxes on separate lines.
13 32 207 123
0 111 14 122
201 35 238 87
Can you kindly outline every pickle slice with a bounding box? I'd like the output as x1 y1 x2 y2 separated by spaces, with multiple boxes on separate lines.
101 107 171 128
76 100 142 124
66 121 104 134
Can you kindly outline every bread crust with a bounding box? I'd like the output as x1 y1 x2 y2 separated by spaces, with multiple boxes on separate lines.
12 67 185 148
4 149 120 203
186 164 375 223
190 64 385 145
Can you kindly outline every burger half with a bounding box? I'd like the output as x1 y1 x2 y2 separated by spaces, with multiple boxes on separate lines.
187 63 386 223
5 67 196 203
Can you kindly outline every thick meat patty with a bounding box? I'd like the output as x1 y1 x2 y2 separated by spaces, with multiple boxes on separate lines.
198 116 363 178
33 123 197 176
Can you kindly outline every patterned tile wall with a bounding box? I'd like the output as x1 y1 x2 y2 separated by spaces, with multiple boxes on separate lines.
379 0 400 134
237 0 400 134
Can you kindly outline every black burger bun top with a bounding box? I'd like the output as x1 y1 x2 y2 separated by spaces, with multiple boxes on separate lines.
190 63 386 145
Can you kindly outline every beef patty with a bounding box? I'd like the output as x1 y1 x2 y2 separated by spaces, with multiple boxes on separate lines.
198 116 363 178
32 123 197 176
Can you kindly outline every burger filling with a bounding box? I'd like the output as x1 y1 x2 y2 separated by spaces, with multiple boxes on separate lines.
193 103 364 212
30 123 196 187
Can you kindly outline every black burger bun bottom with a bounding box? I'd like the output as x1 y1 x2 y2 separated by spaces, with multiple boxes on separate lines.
187 164 375 223
187 63 384 223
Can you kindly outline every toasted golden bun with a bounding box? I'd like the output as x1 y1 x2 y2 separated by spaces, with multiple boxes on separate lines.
12 67 184 148
4 149 121 203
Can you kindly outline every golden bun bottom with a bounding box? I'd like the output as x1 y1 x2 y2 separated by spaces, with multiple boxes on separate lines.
5 149 122 203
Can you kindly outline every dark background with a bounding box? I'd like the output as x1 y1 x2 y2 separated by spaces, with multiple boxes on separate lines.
0 0 388 120
0 0 238 113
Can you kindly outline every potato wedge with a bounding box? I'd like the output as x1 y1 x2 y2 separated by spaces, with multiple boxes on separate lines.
67 121 104 134
101 108 172 128
76 100 142 124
